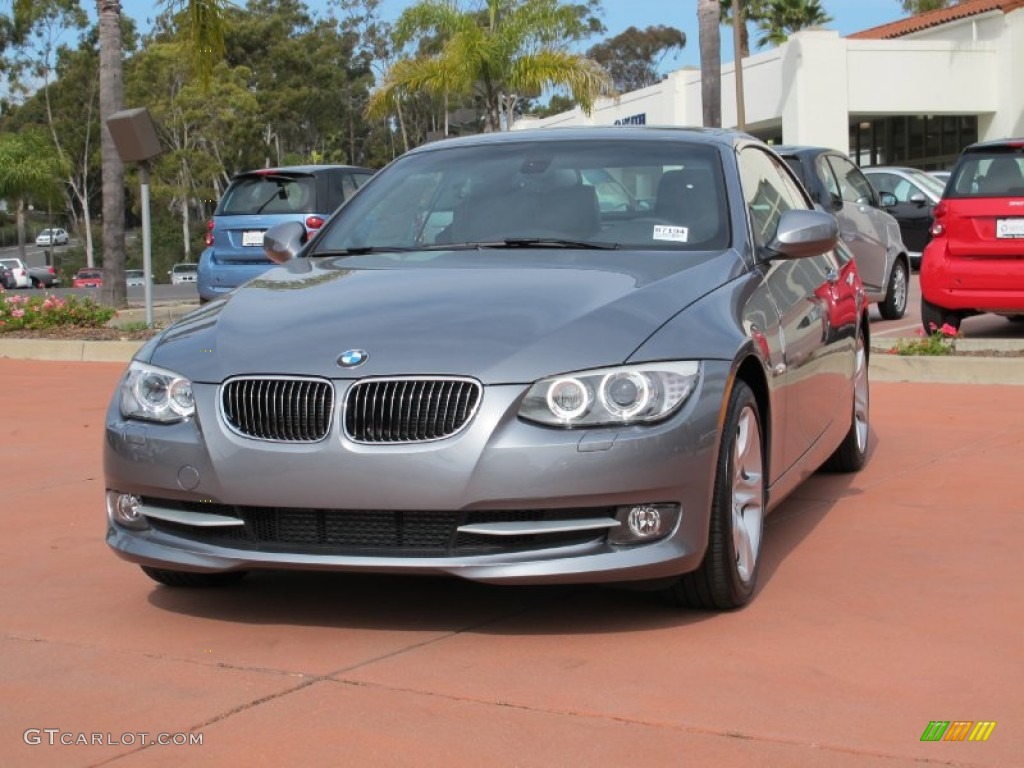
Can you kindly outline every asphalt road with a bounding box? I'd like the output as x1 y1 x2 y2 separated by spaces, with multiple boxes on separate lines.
1 359 1020 767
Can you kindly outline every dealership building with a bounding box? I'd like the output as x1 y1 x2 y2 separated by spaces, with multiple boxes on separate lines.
516 0 1024 170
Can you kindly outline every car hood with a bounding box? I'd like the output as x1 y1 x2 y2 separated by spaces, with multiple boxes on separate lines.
145 250 741 384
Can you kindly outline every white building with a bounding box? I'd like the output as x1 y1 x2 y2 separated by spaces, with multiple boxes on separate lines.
516 0 1024 170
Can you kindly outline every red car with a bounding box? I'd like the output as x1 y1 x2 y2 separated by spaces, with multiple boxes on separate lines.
73 268 104 288
920 138 1024 332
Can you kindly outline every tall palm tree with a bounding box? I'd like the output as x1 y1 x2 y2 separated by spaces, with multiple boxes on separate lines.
97 0 228 307
697 0 721 128
367 0 612 133
756 0 832 49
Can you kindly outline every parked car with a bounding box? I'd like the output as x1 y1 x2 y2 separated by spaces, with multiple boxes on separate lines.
775 146 911 320
920 138 1024 331
73 268 103 288
930 170 951 185
0 257 32 288
125 269 148 287
197 164 375 303
105 127 871 610
35 228 70 247
0 263 14 289
28 264 61 288
169 263 198 285
863 166 945 269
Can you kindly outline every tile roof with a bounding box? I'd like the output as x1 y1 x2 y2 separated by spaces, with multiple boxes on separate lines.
848 0 1024 40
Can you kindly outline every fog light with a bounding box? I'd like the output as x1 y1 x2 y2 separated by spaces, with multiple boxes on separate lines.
107 491 148 530
629 505 661 536
608 503 680 546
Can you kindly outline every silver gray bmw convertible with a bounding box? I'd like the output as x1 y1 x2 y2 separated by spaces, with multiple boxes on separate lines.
105 127 870 609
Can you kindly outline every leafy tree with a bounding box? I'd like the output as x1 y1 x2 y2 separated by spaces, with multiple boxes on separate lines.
586 25 685 93
719 0 767 59
900 0 958 13
755 0 831 49
698 0 721 128
368 0 612 133
0 130 68 261
97 0 230 307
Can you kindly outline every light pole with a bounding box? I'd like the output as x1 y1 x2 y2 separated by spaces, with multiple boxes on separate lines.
105 107 163 327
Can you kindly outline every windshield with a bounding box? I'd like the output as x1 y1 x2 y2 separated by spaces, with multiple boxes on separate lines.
218 174 317 215
173 265 197 273
947 151 1024 198
312 139 730 254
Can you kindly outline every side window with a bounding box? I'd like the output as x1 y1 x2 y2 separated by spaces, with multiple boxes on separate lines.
340 174 360 201
827 155 876 204
814 157 840 203
739 147 810 246
868 172 896 196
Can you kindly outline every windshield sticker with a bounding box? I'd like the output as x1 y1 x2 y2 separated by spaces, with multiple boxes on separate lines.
653 225 689 243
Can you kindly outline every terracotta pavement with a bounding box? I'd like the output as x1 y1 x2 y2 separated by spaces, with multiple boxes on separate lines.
0 359 1020 767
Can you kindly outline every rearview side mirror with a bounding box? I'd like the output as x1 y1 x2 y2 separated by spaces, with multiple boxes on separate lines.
263 221 308 264
765 209 839 260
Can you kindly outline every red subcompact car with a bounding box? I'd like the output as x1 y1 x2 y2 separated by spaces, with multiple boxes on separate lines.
920 139 1024 332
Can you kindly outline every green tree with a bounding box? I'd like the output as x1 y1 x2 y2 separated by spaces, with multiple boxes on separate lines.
698 0 721 128
586 25 685 93
900 0 958 13
368 0 612 133
0 130 68 261
98 0 230 307
719 0 767 59
755 0 831 49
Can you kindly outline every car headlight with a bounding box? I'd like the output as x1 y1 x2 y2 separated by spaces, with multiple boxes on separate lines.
519 362 700 427
120 361 195 423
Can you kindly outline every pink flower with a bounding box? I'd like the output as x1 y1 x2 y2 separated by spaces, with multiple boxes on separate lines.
11 308 25 318
915 327 925 337
940 323 958 337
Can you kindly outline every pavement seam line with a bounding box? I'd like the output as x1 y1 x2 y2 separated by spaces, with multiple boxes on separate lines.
88 677 326 768
2 633 310 679
325 678 983 768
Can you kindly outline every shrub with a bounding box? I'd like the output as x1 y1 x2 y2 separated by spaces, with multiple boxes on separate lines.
0 291 117 331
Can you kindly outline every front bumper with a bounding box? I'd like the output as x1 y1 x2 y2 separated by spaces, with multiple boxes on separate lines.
105 364 729 585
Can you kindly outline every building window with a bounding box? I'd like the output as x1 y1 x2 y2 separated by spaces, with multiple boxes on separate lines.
850 115 977 170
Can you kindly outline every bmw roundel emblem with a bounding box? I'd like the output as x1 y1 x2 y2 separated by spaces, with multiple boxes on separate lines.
337 349 369 368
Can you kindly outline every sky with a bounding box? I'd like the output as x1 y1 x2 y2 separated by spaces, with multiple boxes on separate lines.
109 0 910 71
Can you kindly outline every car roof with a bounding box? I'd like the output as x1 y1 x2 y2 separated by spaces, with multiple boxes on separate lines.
232 164 374 179
403 126 755 156
962 138 1024 152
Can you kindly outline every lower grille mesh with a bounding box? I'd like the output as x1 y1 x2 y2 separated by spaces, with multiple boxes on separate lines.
143 499 614 556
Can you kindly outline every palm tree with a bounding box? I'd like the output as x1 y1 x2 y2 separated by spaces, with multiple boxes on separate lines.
97 0 228 307
0 131 68 262
756 0 832 49
367 0 612 133
698 0 721 128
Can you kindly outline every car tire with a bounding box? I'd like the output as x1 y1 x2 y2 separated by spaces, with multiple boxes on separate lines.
822 334 869 473
140 566 247 588
665 380 765 610
878 260 908 320
920 297 961 333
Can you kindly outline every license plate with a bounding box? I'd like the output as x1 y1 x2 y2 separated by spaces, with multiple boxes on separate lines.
242 230 265 246
996 218 1024 238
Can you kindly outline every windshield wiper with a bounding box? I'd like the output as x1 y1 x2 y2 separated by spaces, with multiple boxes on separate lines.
428 238 620 251
312 246 416 256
